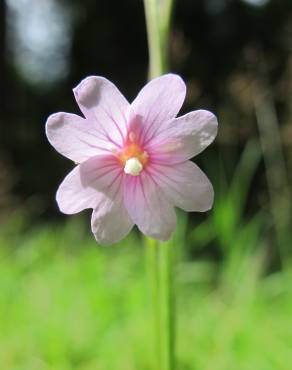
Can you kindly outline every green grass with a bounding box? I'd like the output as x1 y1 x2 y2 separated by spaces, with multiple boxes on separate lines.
0 218 292 370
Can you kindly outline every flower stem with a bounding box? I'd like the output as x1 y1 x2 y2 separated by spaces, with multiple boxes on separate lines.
143 1 175 369
146 238 175 370
158 239 175 370
143 0 174 78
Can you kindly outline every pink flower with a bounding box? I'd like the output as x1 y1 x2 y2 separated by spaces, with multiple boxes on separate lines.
46 74 218 245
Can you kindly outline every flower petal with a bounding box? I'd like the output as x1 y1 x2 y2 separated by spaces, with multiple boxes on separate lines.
73 76 130 147
124 172 176 241
131 74 186 144
56 155 122 214
56 165 98 214
148 161 214 212
91 177 133 245
147 110 218 163
46 112 116 162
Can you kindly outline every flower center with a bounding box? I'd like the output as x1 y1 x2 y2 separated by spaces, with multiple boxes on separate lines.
124 157 143 176
113 133 149 176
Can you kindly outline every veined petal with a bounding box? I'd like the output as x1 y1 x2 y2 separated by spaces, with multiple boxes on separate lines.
124 171 176 241
46 112 116 162
79 155 122 192
131 74 186 144
56 155 122 214
73 76 130 147
91 175 133 245
148 161 214 212
146 110 218 163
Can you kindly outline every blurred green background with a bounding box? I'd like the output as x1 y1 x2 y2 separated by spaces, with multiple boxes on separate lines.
0 0 292 369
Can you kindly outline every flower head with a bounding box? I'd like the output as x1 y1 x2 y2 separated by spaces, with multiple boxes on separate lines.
46 74 218 245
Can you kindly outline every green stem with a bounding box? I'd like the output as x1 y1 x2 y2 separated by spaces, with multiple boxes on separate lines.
143 1 175 369
147 239 162 370
143 0 174 78
158 240 175 370
146 238 175 370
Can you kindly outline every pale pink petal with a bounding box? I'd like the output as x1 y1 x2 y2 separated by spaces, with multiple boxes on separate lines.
91 175 133 245
131 74 186 144
56 165 99 214
73 76 130 147
146 110 218 163
148 161 214 212
124 171 176 241
46 112 116 163
79 155 122 191
56 155 122 214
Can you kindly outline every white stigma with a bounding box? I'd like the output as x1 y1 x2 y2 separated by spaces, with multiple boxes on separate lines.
124 157 143 176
